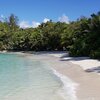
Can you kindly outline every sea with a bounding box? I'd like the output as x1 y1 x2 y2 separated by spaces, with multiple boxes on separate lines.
0 53 77 100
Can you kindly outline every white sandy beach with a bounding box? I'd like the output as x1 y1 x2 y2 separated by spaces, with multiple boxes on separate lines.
1 51 100 100
49 52 100 70
27 51 100 100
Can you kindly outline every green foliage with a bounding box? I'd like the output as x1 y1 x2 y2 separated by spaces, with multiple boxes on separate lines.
8 14 19 32
90 49 100 59
0 12 100 59
69 12 100 59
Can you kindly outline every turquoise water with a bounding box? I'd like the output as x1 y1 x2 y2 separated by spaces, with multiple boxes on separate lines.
0 53 65 100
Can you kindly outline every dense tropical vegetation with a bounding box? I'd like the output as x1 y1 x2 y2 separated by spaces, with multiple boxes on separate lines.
0 12 100 59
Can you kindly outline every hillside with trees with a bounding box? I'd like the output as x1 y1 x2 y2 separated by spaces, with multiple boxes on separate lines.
0 12 100 59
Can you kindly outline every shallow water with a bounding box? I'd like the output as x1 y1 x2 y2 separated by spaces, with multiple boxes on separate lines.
0 53 63 100
0 53 77 100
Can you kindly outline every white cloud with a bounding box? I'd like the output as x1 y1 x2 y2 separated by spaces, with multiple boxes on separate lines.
43 18 50 23
19 21 30 28
19 20 40 28
0 14 4 18
32 21 40 28
19 15 69 29
58 14 69 23
19 18 50 28
0 14 5 22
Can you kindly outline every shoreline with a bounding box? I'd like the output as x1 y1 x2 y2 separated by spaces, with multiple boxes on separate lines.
0 51 100 100
46 52 100 100
27 51 100 100
52 68 78 100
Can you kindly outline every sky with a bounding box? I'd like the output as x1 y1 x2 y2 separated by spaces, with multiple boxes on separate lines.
0 0 100 28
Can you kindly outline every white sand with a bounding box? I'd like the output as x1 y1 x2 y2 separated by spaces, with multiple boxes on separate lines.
70 59 100 70
40 52 100 100
50 52 100 70
62 57 100 70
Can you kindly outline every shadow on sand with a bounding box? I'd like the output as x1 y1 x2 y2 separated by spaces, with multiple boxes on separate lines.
60 56 90 61
29 51 67 55
60 54 100 73
85 66 100 73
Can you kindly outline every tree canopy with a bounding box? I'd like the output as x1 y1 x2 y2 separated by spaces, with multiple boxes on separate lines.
0 12 100 59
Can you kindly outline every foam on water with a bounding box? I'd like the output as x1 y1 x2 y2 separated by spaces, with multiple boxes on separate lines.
52 69 78 100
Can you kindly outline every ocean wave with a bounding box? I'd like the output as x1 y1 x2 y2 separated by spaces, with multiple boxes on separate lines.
52 69 79 100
